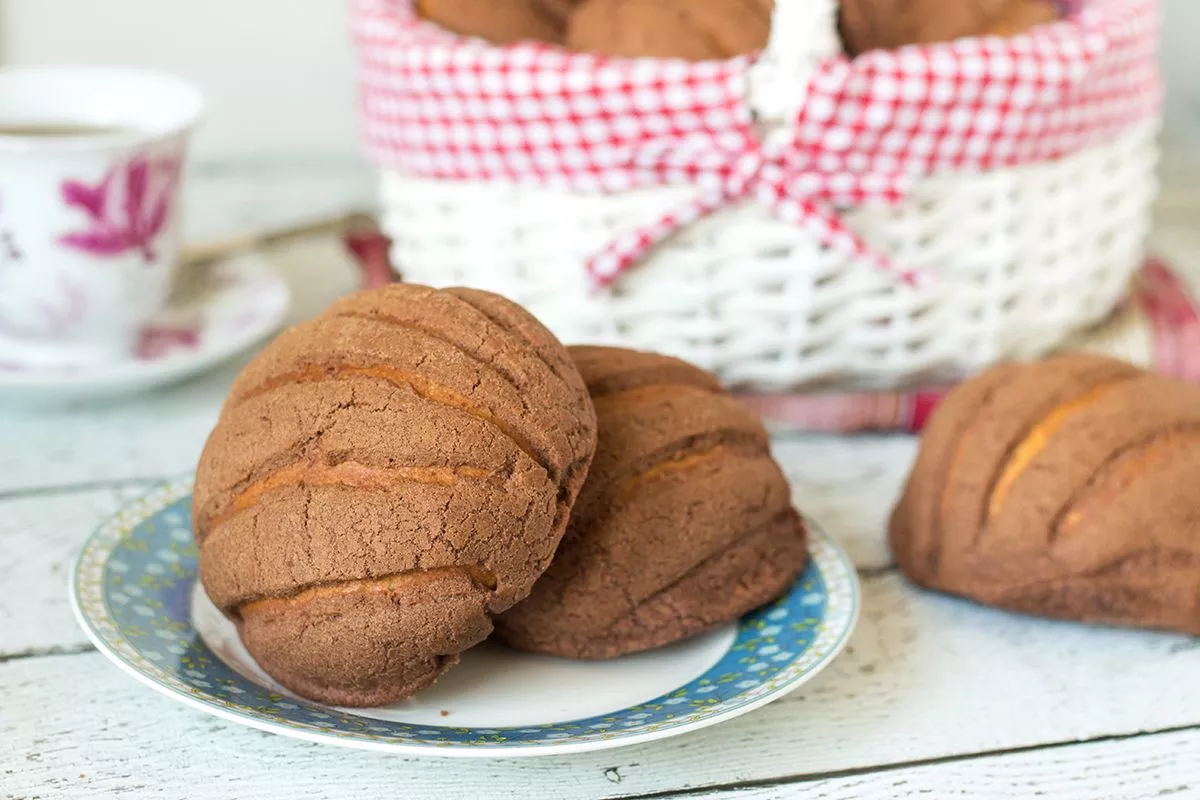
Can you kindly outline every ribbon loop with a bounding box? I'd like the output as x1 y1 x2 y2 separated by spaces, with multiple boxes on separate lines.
587 130 914 290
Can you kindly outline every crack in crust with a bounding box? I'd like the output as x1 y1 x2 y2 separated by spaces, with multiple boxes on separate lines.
945 365 1138 549
565 428 770 540
614 436 769 500
984 378 1131 523
901 363 1019 579
1053 424 1200 540
238 564 500 618
333 309 538 400
595 507 805 633
203 460 497 536
231 362 554 481
444 287 583 398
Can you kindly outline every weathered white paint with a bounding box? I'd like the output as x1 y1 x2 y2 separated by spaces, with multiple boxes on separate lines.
775 435 916 570
6 479 1200 796
0 484 152 656
666 730 1200 800
2 650 1198 800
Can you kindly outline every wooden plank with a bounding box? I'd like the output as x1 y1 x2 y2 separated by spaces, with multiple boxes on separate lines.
774 435 915 571
0 377 228 495
653 729 1200 800
3 410 1198 797
0 484 152 657
3 567 1199 799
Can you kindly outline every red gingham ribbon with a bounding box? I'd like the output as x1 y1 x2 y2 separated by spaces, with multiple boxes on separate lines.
584 130 913 288
352 0 1160 288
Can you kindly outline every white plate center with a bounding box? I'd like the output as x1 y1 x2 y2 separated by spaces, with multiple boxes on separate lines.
192 582 736 727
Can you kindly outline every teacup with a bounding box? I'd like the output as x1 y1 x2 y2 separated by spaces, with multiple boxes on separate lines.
0 66 203 367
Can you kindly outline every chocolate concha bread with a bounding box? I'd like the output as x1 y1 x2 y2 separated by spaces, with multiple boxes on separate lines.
496 346 808 659
891 354 1200 635
566 0 773 60
839 0 1058 55
192 284 597 706
417 0 567 45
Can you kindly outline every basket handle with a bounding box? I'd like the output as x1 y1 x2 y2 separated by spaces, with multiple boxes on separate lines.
751 0 843 124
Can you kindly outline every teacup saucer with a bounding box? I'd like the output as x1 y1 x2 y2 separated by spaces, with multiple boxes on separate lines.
0 254 289 403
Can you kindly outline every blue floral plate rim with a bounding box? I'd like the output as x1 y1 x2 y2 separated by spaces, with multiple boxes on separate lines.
70 477 861 757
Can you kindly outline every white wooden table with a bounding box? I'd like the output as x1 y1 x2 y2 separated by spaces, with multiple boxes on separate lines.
3 175 1200 800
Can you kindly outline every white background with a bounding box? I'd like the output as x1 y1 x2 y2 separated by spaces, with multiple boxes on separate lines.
1 0 1197 169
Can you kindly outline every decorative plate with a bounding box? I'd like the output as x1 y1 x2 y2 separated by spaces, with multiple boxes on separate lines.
71 478 860 757
0 253 289 404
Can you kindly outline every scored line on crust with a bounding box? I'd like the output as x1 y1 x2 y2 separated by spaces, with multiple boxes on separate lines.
446 287 586 402
238 564 499 618
203 459 499 535
957 365 1139 548
230 363 556 481
1051 422 1200 542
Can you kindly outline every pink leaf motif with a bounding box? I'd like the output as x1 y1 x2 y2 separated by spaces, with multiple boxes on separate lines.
58 229 130 256
135 325 200 361
61 173 113 222
144 156 182 260
145 188 172 246
145 154 182 244
124 157 149 240
58 152 181 264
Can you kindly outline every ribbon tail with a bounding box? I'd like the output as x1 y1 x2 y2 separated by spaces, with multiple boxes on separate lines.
586 189 730 292
772 193 926 288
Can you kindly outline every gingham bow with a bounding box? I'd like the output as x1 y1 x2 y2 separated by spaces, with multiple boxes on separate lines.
585 127 914 288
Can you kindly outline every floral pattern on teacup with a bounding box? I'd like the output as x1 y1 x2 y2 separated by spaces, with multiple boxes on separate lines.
0 210 20 269
134 324 201 361
59 152 182 264
0 275 87 339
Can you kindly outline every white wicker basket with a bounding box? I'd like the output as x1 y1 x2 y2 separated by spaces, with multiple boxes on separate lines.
369 0 1161 391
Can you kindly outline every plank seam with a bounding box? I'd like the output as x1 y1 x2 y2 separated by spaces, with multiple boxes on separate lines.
0 643 96 664
608 724 1200 800
0 477 166 502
